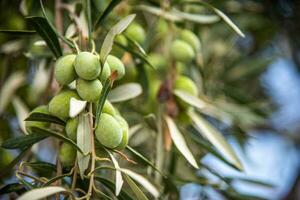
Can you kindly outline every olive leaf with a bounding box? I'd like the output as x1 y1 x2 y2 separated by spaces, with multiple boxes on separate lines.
1 133 48 150
120 168 160 198
122 174 149 200
94 0 122 28
108 83 142 103
17 186 67 200
188 110 243 170
26 17 62 58
0 183 26 195
100 14 136 63
12 97 29 134
25 113 66 126
0 71 25 114
108 151 124 196
165 116 199 169
77 113 91 179
173 89 206 109
0 30 36 35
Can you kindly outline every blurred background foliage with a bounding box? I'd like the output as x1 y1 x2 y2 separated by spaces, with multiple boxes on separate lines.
0 0 300 200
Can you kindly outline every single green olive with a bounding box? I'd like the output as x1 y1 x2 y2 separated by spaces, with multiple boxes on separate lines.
102 100 116 116
25 105 50 133
54 54 77 85
99 62 111 83
59 143 77 167
95 113 123 149
0 149 13 168
125 23 146 44
106 55 125 80
114 115 129 150
170 40 195 63
76 78 102 102
48 90 80 120
156 19 168 37
65 117 78 141
179 29 201 52
175 75 198 96
74 51 100 80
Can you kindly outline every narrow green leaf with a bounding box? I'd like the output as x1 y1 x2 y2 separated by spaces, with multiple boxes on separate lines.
123 174 149 200
124 34 147 56
77 113 91 179
31 127 83 153
100 14 136 63
173 90 206 110
126 146 164 176
108 151 124 196
94 176 134 200
17 186 67 200
26 16 62 58
25 112 66 126
108 83 142 103
188 110 243 170
0 30 36 35
94 0 122 28
86 0 92 47
95 78 112 127
1 133 48 150
165 116 199 169
25 162 57 173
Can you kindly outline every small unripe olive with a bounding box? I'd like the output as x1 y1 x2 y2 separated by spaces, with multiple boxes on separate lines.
0 149 13 168
170 40 195 63
54 54 77 85
114 115 129 150
125 23 146 44
175 76 198 96
59 143 76 167
76 78 102 102
25 105 50 133
106 55 125 80
95 113 123 149
65 117 78 141
102 100 116 116
48 90 80 120
156 19 168 37
179 29 201 52
74 51 100 80
99 62 111 82
147 53 167 70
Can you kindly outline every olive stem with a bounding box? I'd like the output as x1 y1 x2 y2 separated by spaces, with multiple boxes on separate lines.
87 103 96 199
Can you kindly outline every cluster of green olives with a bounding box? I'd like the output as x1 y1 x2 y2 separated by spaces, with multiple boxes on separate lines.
25 51 129 167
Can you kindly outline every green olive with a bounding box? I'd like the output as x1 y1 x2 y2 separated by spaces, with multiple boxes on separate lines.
95 113 123 149
175 75 198 96
25 105 50 133
74 51 100 80
170 40 195 63
99 62 111 82
111 34 128 57
125 23 146 44
76 78 102 102
48 90 80 120
54 54 77 85
0 149 13 168
65 117 78 141
102 100 116 116
59 143 76 167
114 115 129 150
179 29 201 52
106 55 125 80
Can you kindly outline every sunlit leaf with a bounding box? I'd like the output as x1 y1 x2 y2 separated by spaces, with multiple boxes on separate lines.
108 83 142 102
69 98 87 118
173 90 206 109
165 116 199 169
0 72 25 114
188 110 243 170
100 14 136 63
77 113 91 178
121 168 159 198
17 186 67 200
108 152 124 196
